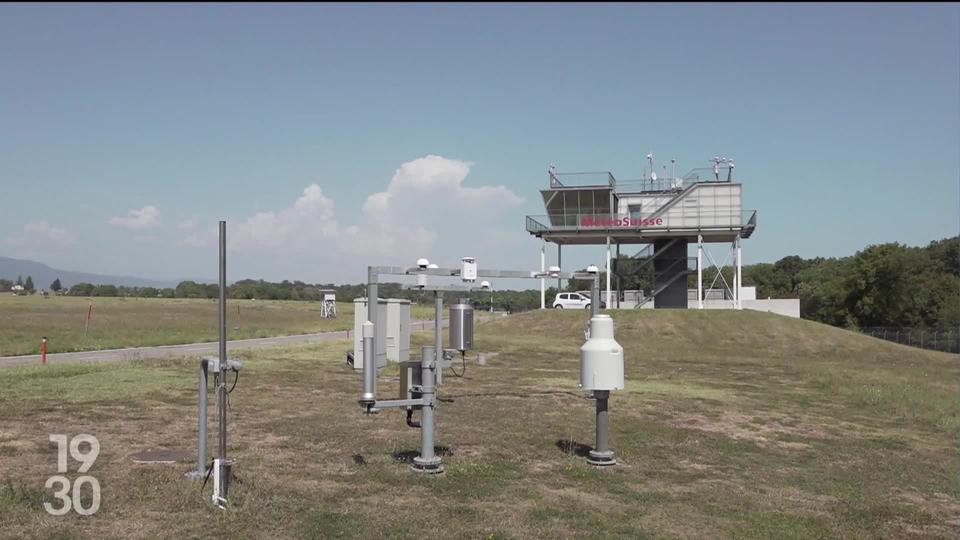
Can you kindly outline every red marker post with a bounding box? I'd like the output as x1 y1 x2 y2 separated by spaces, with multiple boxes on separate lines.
84 302 93 337
41 336 47 365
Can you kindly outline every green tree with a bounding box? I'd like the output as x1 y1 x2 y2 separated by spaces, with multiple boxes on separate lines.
15 275 22 286
50 278 63 293
93 284 118 297
844 243 916 328
24 276 34 293
69 282 95 296
175 281 209 299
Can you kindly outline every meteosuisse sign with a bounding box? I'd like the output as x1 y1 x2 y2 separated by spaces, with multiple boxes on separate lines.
579 216 663 227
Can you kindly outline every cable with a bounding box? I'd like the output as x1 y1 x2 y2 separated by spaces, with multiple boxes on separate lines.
228 369 240 394
448 351 466 377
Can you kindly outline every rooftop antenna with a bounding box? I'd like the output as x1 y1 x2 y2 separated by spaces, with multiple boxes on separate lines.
646 153 657 183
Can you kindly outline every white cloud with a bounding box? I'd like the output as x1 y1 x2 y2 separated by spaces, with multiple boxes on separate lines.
176 217 197 230
210 155 525 282
178 230 213 248
108 205 161 230
4 220 76 246
362 155 524 218
231 184 340 251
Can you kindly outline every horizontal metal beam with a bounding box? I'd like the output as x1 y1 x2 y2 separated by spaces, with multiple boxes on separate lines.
403 284 476 292
374 398 425 409
373 265 593 281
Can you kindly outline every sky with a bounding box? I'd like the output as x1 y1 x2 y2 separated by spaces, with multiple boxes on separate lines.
1 3 958 287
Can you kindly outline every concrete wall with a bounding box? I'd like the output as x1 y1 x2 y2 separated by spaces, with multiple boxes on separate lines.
742 299 799 318
633 297 800 318
698 298 800 318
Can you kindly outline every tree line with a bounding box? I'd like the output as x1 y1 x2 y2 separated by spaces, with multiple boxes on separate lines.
0 275 62 294
4 236 955 331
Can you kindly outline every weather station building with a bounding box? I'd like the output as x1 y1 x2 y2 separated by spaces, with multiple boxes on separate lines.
526 155 797 317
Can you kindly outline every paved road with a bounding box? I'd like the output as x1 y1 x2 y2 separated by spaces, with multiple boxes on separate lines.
0 315 505 368
0 320 445 368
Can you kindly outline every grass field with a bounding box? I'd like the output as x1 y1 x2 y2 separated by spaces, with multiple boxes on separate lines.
0 309 957 538
0 295 436 356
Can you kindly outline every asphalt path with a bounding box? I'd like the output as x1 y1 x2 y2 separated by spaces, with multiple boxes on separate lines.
0 317 503 368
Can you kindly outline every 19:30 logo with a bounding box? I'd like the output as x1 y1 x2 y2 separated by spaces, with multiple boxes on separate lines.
45 434 101 516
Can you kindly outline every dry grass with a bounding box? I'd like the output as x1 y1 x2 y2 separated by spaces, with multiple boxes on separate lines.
0 309 957 539
0 295 435 356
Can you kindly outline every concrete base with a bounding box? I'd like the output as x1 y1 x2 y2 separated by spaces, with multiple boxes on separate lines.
410 456 444 474
587 450 616 466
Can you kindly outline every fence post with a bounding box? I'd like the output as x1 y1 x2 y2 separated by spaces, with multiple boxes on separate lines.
920 331 924 350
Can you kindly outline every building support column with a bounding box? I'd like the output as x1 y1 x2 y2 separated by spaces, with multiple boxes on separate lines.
615 243 621 309
540 240 545 309
557 243 562 291
605 236 611 309
697 234 703 310
736 235 742 310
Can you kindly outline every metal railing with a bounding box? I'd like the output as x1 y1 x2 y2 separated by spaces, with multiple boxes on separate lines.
549 171 616 188
860 327 960 354
525 210 757 234
546 167 734 190
614 177 689 194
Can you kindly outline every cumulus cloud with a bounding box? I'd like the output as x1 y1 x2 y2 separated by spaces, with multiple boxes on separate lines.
362 155 523 218
4 220 76 246
108 205 161 230
230 184 340 250
210 155 525 281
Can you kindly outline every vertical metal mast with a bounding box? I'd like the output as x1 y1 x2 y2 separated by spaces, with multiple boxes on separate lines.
217 221 228 477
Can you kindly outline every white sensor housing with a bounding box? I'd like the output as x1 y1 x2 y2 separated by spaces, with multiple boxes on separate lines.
461 257 477 282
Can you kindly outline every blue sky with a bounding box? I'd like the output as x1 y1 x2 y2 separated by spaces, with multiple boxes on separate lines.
1 3 957 285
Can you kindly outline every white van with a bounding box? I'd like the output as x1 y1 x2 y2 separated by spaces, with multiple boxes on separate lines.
553 292 592 309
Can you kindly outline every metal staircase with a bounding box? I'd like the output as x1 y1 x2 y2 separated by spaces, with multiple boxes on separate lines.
611 246 697 308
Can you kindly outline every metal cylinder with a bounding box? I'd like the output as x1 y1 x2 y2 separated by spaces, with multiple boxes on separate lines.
361 321 375 404
198 359 208 477
587 390 615 466
360 267 378 407
412 294 443 473
591 274 600 318
449 301 474 351
595 391 609 453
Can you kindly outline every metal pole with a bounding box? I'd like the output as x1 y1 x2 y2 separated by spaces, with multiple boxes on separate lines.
557 244 562 290
360 266 377 406
198 359 207 477
591 274 600 318
587 390 614 466
217 221 227 465
615 243 621 309
540 241 545 309
412 292 443 473
697 235 703 309
605 236 612 309
735 235 742 310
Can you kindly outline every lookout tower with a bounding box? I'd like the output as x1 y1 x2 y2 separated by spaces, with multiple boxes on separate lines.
320 289 337 318
526 157 757 309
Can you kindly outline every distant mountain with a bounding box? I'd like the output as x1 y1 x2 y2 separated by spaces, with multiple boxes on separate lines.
0 256 209 289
